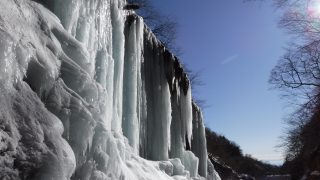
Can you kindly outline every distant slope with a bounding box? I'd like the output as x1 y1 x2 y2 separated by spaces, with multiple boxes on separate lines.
206 128 281 179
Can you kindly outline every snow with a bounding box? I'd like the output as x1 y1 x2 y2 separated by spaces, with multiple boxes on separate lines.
0 0 220 179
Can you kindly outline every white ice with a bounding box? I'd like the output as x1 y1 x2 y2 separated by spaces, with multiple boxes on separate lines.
0 0 221 180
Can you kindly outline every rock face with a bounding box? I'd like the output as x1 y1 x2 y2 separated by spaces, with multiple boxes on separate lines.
209 157 241 180
0 0 220 179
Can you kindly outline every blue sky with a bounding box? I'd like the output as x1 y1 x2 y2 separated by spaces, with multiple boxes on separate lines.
149 0 291 164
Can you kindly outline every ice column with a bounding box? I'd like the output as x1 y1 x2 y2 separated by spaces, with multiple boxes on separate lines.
143 30 172 161
122 15 144 153
170 85 199 177
111 0 126 132
191 103 208 177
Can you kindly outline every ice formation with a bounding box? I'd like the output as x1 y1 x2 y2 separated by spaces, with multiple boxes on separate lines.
0 0 221 179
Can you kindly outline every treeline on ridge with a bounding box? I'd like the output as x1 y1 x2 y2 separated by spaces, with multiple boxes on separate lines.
206 128 280 179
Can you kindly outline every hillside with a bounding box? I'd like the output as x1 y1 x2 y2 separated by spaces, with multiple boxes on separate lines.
206 128 282 179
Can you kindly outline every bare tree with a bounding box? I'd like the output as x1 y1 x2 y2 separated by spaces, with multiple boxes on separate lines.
280 106 311 161
269 41 320 108
126 0 180 55
268 1 320 176
183 63 209 109
268 0 320 105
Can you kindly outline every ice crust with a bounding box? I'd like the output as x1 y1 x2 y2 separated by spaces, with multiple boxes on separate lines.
0 0 220 179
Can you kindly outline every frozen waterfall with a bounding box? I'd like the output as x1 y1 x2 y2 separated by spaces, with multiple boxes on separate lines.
0 0 221 179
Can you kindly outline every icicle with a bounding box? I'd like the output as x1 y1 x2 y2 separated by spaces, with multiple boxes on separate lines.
122 15 144 153
111 0 125 133
143 30 172 161
191 102 208 177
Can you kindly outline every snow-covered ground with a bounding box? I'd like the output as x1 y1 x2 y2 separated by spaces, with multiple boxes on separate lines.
0 0 220 179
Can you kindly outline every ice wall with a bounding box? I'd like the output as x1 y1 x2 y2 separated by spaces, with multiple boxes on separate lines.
0 0 220 179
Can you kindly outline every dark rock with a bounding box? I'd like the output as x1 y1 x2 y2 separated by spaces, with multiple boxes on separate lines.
124 4 140 10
